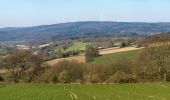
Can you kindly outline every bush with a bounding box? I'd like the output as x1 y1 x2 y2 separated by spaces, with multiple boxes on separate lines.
83 74 101 83
32 66 52 83
58 70 69 83
61 51 71 57
55 50 81 58
44 60 84 83
83 63 103 83
106 72 137 83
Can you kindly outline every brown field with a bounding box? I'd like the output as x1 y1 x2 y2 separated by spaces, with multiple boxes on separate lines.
46 55 85 66
99 47 144 55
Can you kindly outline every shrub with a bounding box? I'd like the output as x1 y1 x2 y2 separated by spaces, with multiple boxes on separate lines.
58 70 69 83
106 72 137 83
83 74 101 83
46 60 83 83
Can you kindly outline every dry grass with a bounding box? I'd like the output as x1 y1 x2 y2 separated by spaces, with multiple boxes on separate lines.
99 47 143 55
46 55 85 66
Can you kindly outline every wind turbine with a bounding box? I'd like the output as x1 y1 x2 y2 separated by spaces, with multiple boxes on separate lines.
99 14 104 23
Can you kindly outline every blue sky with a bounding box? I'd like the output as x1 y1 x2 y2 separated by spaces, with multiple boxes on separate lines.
0 0 170 27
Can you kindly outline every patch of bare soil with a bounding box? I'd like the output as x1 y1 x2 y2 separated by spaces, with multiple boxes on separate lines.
99 47 144 55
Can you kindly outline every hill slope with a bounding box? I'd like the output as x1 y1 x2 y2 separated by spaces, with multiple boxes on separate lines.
1 21 170 41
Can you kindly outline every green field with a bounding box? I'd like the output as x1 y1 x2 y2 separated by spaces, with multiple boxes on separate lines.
93 50 141 63
0 83 170 100
66 42 86 51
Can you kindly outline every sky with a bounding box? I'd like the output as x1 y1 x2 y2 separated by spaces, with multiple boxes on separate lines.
0 0 170 27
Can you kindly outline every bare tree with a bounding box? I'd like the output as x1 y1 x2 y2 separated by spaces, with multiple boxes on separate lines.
2 50 43 83
85 44 99 62
137 43 170 81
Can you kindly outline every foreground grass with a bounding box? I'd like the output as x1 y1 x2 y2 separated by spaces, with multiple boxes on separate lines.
93 49 140 63
0 83 170 100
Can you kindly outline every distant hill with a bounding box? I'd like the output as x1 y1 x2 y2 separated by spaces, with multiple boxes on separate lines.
0 21 170 41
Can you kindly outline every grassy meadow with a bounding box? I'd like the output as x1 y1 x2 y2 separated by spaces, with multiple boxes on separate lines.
0 83 170 100
93 49 140 63
66 42 86 51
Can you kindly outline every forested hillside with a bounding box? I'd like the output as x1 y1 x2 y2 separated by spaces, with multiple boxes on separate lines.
0 22 170 41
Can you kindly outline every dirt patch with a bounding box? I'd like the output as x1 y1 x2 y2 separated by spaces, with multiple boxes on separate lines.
99 47 143 55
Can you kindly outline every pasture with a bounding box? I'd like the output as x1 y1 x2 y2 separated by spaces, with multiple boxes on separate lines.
0 83 169 100
66 42 86 51
93 49 141 63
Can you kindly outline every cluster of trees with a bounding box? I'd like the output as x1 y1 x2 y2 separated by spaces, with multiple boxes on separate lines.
146 32 170 43
39 43 170 83
0 33 170 83
56 50 81 58
35 59 136 83
137 43 170 81
41 49 81 61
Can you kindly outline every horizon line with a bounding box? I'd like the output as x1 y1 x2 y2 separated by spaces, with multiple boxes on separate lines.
1 21 170 29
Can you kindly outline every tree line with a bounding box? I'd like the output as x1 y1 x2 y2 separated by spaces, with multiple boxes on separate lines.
0 33 170 83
